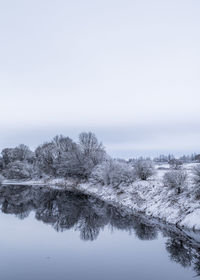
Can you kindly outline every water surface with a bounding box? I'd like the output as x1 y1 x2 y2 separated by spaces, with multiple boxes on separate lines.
0 185 199 280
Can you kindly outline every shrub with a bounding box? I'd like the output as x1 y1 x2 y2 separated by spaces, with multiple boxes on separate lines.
90 159 136 188
192 164 200 198
3 161 34 180
169 159 183 170
134 159 155 180
163 170 187 194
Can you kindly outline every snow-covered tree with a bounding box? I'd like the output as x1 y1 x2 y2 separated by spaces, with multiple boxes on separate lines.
192 164 200 198
78 132 105 163
134 159 155 180
51 135 81 177
194 154 200 162
90 159 136 187
14 144 34 163
2 148 17 166
0 157 3 171
169 159 183 170
34 133 106 179
163 170 187 194
35 142 57 176
3 161 34 180
1 145 34 167
77 132 106 179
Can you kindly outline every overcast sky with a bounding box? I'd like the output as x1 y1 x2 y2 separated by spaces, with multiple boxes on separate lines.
0 0 200 157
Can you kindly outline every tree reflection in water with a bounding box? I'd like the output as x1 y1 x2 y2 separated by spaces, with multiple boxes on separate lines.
0 185 199 275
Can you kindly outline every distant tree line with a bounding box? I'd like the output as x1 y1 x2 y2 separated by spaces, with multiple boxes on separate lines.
152 153 200 163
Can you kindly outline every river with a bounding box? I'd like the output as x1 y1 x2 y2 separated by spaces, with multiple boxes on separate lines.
0 185 199 280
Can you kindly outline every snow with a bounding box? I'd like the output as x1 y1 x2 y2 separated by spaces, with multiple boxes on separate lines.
76 164 200 231
180 209 200 230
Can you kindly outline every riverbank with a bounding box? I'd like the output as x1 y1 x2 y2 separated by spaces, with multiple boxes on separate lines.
2 163 200 231
77 178 200 231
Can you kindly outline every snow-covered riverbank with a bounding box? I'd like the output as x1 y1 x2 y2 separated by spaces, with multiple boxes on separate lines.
77 163 200 231
2 163 200 231
77 178 200 231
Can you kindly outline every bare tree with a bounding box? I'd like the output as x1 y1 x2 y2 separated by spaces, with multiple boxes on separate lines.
163 170 187 194
192 164 200 198
134 159 155 180
169 159 183 170
78 132 106 178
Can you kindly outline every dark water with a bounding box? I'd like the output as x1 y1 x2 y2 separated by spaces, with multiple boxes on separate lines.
0 185 199 280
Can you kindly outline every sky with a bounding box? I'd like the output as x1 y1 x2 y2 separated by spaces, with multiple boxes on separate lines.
0 0 200 158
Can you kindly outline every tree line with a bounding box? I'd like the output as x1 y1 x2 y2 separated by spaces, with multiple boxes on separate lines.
0 132 200 199
0 132 106 180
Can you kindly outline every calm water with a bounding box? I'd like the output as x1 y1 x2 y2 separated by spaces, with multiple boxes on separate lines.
0 185 199 280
